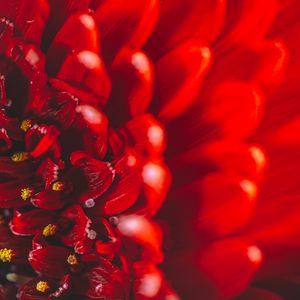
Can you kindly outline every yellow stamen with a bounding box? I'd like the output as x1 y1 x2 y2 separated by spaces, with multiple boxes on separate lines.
42 224 57 237
20 187 33 200
20 119 33 132
67 254 78 265
11 152 30 162
36 281 50 293
0 248 14 262
52 181 65 191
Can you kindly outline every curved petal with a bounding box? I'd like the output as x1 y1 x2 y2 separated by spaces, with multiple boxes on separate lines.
95 0 159 62
55 50 111 107
106 49 154 125
153 39 212 122
146 0 226 58
29 246 71 279
10 209 57 236
199 238 262 297
46 13 99 76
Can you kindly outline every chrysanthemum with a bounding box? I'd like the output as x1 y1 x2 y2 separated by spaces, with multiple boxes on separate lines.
1 0 300 300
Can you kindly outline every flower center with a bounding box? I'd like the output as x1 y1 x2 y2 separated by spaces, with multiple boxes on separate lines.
67 254 78 265
42 224 57 237
11 152 30 162
20 187 33 200
36 281 50 293
0 248 13 262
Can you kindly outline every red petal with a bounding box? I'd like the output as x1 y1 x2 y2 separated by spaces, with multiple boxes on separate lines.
108 128 126 157
46 13 99 76
70 151 114 204
75 105 108 135
73 262 128 299
133 264 163 299
29 246 71 279
106 49 154 125
31 191 65 210
17 0 49 44
18 275 71 300
172 142 267 183
0 179 32 208
60 205 93 254
153 39 211 122
43 0 90 50
122 114 166 156
146 0 226 58
117 215 163 263
0 225 31 263
26 91 78 130
0 128 12 152
142 160 171 216
36 158 60 190
95 0 159 62
0 157 33 179
203 80 265 140
5 42 47 100
0 0 49 45
26 125 60 158
253 40 288 87
196 172 258 236
56 51 111 107
199 238 262 297
10 209 57 236
95 151 143 216
217 0 279 48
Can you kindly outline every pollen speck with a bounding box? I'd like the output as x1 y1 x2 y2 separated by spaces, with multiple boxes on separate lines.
11 152 30 162
36 281 50 293
52 181 65 191
0 248 13 262
20 187 33 200
67 254 78 265
43 224 57 237
20 119 33 132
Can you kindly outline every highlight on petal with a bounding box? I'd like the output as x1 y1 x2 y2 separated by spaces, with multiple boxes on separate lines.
122 114 166 155
154 39 212 122
203 80 265 140
199 238 263 297
95 151 143 216
142 160 171 215
106 49 154 125
95 0 159 61
55 50 111 106
117 215 163 263
47 13 99 76
188 172 258 236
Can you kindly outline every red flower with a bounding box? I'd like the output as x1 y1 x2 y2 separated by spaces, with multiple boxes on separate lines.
0 0 299 300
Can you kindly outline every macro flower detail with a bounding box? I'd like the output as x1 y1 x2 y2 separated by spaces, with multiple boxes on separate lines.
0 0 173 299
0 0 300 299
